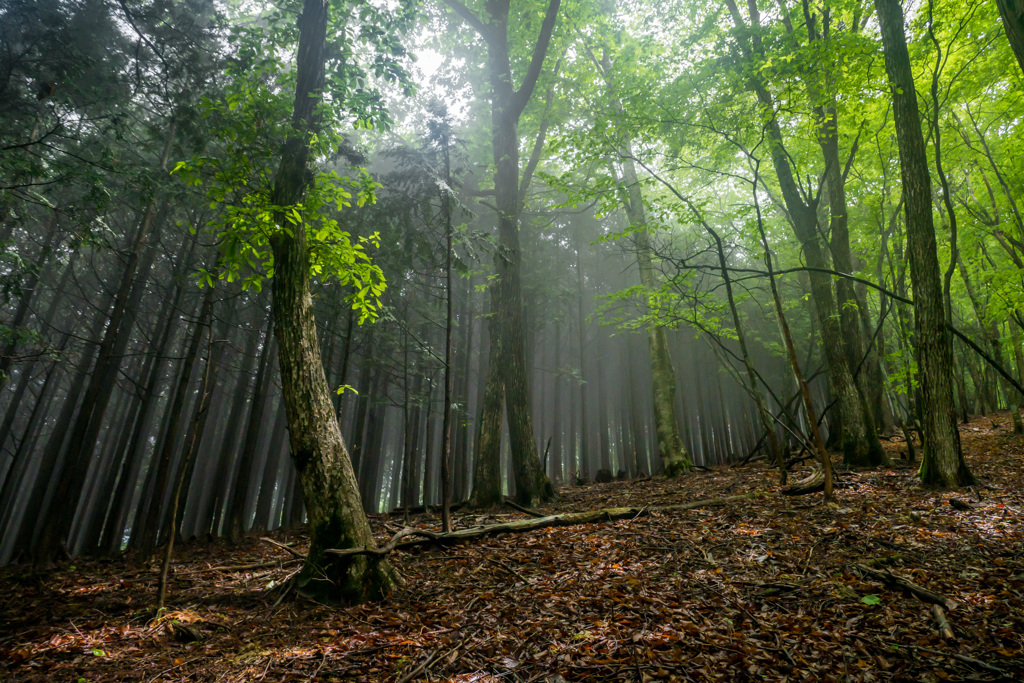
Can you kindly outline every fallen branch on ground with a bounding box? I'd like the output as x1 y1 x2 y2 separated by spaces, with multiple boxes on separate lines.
931 604 955 640
502 497 545 517
260 537 306 561
855 563 958 610
782 469 828 496
203 558 301 572
325 493 762 559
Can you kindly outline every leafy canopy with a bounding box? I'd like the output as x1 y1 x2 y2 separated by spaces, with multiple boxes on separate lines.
172 0 417 322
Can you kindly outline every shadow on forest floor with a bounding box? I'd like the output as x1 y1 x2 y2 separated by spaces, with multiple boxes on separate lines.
2 413 1024 682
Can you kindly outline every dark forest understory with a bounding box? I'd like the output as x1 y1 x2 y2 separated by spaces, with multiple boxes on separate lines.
2 414 1022 683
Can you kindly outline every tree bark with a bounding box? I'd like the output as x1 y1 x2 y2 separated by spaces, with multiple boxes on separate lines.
874 0 973 487
998 0 1024 75
267 0 392 601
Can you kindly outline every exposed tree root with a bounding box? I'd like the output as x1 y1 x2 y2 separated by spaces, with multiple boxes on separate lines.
325 493 762 559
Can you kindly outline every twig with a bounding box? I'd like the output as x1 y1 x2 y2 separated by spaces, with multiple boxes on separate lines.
502 497 545 518
260 537 307 561
486 557 530 584
855 563 958 610
396 648 439 683
203 559 301 572
910 645 1004 674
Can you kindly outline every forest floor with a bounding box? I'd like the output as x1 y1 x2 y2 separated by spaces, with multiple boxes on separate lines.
2 415 1024 682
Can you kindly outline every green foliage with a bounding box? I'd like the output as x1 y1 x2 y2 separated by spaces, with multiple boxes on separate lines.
170 0 417 321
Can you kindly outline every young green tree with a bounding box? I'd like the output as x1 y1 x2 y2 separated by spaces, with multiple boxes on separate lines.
176 0 413 600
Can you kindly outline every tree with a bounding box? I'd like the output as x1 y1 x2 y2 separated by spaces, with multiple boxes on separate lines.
874 0 974 487
175 0 412 600
998 0 1024 74
446 0 558 505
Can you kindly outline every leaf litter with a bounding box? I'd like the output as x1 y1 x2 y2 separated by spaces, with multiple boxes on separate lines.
2 414 1023 682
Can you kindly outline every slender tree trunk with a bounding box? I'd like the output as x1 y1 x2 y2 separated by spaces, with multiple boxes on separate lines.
158 317 216 610
32 199 164 565
226 315 274 543
754 179 834 499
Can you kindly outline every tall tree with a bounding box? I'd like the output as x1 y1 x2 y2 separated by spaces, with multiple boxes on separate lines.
998 0 1024 74
874 0 973 487
446 0 558 505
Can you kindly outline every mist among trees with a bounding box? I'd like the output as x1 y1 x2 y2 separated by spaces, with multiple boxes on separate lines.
2 0 1024 618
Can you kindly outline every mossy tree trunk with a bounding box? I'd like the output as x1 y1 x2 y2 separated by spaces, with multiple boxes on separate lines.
448 0 558 505
268 0 393 601
874 0 973 487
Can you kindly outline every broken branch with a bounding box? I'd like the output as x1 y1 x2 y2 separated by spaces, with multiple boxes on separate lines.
325 493 762 559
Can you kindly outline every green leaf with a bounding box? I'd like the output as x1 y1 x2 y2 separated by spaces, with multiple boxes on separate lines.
860 594 882 606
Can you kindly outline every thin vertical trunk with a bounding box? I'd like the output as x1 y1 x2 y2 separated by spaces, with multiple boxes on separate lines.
226 315 275 543
754 182 834 499
441 130 454 532
575 233 591 481
32 198 164 565
134 283 215 557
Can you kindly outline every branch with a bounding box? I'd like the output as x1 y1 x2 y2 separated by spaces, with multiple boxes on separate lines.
518 74 559 209
443 0 489 38
509 0 563 118
326 494 762 558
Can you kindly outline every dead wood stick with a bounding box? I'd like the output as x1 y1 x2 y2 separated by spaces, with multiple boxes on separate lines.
910 645 1004 674
204 558 301 572
486 557 530 583
502 497 545 518
325 493 761 559
855 563 958 610
260 537 306 561
931 604 955 640
396 648 439 683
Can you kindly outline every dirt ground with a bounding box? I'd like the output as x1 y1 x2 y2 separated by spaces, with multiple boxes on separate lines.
1 414 1023 682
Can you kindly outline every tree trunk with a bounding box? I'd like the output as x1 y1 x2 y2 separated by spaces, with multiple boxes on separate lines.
447 0 558 505
471 285 504 507
32 197 164 566
226 315 275 543
874 0 973 487
998 0 1024 75
267 0 392 601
